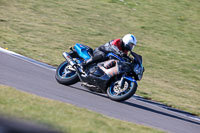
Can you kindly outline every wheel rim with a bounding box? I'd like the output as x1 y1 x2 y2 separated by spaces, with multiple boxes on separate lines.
58 62 76 79
109 81 133 97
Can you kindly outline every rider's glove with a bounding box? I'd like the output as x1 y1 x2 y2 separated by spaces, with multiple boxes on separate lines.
119 51 126 57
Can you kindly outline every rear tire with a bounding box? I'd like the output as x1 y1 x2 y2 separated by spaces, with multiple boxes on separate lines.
55 61 79 85
107 80 137 102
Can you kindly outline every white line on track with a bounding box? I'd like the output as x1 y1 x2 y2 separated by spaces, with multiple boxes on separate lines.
0 47 56 71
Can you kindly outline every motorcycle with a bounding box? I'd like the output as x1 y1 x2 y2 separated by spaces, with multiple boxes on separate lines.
55 43 144 101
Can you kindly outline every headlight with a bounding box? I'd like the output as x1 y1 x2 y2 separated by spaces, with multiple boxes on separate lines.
138 73 143 80
133 64 143 80
133 64 142 74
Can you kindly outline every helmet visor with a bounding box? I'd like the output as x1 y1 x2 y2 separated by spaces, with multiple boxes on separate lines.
126 42 135 51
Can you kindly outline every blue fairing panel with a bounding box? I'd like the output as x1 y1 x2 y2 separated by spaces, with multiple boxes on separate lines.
74 43 91 61
106 53 125 62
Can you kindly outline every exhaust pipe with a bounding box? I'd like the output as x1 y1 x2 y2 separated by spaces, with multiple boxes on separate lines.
63 52 83 82
62 52 76 66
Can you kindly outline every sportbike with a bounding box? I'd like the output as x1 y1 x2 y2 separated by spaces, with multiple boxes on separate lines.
55 43 144 101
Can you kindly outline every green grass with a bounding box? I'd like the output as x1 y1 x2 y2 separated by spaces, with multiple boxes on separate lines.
0 85 164 133
0 0 199 116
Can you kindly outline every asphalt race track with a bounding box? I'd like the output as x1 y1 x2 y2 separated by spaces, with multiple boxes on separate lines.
0 49 200 133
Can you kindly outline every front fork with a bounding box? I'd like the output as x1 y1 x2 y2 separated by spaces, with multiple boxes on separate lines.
119 75 138 89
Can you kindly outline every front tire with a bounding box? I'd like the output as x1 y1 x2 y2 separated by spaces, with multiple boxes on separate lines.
55 61 79 85
107 80 137 102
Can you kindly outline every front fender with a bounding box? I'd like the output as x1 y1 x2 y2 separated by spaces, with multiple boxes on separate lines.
124 76 138 87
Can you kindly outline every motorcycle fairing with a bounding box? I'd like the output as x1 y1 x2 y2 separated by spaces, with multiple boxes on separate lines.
98 60 119 77
81 71 110 93
131 52 144 81
106 53 125 62
81 59 125 92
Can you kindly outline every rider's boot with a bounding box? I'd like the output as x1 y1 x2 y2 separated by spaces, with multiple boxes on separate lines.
81 58 93 71
81 54 103 71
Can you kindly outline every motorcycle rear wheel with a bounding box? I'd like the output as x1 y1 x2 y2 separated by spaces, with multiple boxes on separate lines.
107 80 137 102
55 61 79 85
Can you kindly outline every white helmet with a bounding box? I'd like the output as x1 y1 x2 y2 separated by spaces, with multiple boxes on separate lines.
122 34 137 51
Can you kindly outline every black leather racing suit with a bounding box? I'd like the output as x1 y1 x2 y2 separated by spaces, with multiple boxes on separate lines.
84 40 126 67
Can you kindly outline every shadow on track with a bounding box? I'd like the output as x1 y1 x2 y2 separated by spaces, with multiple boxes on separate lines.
69 85 108 99
122 101 200 125
133 95 200 120
68 84 200 125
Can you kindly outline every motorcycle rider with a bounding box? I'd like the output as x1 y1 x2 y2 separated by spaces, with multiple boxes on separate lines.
82 34 137 69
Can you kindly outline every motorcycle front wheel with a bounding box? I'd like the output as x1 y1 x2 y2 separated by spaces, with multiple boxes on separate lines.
107 80 137 102
55 61 79 85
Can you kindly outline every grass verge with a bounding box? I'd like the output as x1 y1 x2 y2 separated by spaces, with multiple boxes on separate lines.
0 85 164 133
